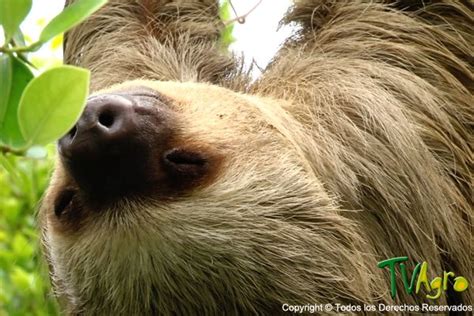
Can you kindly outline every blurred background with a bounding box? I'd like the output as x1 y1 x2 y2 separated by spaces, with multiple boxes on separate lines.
0 1 291 315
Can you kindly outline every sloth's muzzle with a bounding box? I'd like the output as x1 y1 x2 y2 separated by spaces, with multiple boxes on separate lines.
56 90 216 204
58 92 170 200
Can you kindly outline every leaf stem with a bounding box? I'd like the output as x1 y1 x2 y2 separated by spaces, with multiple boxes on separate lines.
0 42 41 54
0 145 26 156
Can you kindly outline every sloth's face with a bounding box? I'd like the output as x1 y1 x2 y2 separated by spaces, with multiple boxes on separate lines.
43 80 307 232
39 80 348 312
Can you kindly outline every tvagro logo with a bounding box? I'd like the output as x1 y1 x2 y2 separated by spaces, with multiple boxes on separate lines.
378 256 469 300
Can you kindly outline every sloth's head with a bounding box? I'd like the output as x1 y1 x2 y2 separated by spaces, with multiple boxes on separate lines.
40 80 367 313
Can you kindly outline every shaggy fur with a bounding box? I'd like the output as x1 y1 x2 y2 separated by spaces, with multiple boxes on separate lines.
40 0 473 315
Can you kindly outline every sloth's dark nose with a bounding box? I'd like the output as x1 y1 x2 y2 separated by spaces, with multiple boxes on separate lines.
57 93 163 198
59 94 136 155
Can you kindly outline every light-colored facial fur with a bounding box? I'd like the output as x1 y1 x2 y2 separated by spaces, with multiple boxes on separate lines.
40 0 473 315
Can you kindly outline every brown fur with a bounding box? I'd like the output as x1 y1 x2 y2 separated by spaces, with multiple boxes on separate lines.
40 0 473 314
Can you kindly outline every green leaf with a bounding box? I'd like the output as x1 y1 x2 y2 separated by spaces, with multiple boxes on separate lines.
12 233 34 259
18 65 90 146
219 0 235 48
10 266 33 292
0 57 33 148
0 197 20 222
39 0 107 43
0 54 12 125
0 0 32 43
11 29 26 46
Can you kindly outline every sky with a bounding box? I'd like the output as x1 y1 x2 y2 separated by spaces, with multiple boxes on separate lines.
20 0 66 62
8 0 294 76
227 0 294 75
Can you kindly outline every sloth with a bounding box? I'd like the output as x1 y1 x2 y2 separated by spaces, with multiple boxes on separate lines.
39 0 473 315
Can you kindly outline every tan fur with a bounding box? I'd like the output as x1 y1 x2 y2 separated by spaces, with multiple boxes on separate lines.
40 0 473 314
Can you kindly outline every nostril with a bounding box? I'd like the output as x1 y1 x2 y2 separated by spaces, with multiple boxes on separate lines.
98 111 115 128
54 189 75 218
68 125 77 139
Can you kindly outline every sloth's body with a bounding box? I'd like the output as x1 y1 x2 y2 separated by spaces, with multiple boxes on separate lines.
40 0 473 314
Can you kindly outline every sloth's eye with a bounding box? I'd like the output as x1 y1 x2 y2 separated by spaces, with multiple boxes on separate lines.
128 92 169 109
125 86 166 102
163 148 208 178
165 149 206 165
131 93 162 101
54 189 76 217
